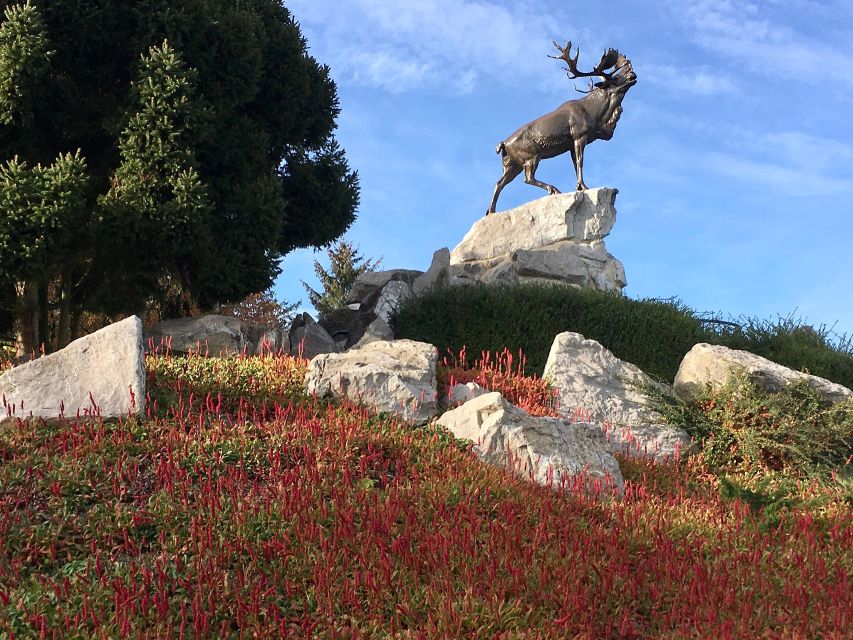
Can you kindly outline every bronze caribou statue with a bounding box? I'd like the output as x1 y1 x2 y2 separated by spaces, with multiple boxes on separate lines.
487 41 637 214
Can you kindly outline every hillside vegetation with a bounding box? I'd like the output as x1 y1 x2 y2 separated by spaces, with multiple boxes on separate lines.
1 350 850 638
391 282 853 386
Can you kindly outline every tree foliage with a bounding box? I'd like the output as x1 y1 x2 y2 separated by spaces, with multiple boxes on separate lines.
303 240 379 318
0 0 358 352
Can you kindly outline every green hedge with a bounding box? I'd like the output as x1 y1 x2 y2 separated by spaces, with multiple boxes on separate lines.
390 283 705 381
390 283 853 387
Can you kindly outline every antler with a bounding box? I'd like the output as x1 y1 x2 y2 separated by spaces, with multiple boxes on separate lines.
549 41 620 80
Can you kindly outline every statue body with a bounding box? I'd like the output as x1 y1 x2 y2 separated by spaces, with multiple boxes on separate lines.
487 41 637 214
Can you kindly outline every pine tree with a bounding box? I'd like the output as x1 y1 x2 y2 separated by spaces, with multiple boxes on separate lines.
303 241 380 318
0 1 359 348
98 40 211 317
0 152 89 354
0 1 51 127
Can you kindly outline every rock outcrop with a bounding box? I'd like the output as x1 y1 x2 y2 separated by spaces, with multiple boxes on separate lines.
304 339 438 424
1 316 145 420
316 307 377 350
544 332 693 461
675 343 853 403
345 269 423 307
413 248 451 295
449 189 626 292
435 392 623 494
144 315 284 356
287 313 338 359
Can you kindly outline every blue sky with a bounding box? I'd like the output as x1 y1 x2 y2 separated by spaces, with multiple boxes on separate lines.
276 0 853 340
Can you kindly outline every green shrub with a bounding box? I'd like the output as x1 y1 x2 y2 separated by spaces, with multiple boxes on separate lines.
645 370 853 477
391 283 853 388
391 283 705 380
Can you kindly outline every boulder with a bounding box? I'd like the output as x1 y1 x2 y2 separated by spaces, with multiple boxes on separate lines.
413 248 451 295
317 307 377 350
353 317 395 348
345 269 423 306
448 189 626 293
543 332 692 461
305 339 438 424
435 392 623 494
674 343 853 403
145 315 253 356
446 381 488 406
374 280 413 324
287 313 338 359
0 316 145 421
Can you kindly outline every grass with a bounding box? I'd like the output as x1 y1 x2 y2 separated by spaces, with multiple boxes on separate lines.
1 351 851 638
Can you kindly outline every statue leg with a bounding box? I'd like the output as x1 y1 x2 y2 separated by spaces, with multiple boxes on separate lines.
487 163 522 215
524 158 560 195
574 138 588 191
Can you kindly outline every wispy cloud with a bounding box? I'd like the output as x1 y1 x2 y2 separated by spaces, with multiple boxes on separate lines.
642 63 739 96
676 0 853 86
287 0 589 94
705 151 853 195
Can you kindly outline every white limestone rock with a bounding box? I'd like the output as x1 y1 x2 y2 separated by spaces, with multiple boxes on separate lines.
0 316 145 421
543 332 693 462
373 280 413 324
449 189 626 292
675 343 853 403
436 392 623 494
305 339 438 424
413 247 451 295
345 269 422 306
446 381 488 406
452 189 618 262
145 315 248 356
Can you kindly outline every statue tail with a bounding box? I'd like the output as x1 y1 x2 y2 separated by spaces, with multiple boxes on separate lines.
496 142 506 156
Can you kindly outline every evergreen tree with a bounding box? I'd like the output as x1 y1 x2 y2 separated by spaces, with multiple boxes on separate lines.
303 240 379 318
0 0 358 350
0 1 50 128
99 41 211 319
0 152 89 354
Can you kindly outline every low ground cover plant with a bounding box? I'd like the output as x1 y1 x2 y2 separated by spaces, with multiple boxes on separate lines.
436 347 558 416
642 369 853 526
1 352 850 638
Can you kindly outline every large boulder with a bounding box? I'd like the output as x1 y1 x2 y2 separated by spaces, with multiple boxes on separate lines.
317 307 377 350
0 316 145 421
144 315 283 356
287 313 338 359
304 339 438 424
413 248 451 295
675 343 853 403
449 189 626 292
373 280 413 324
543 332 693 461
345 269 423 307
435 392 623 494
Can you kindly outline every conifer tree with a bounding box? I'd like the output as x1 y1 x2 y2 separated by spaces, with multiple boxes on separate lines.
303 241 380 318
0 152 88 354
99 41 211 317
0 0 359 348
